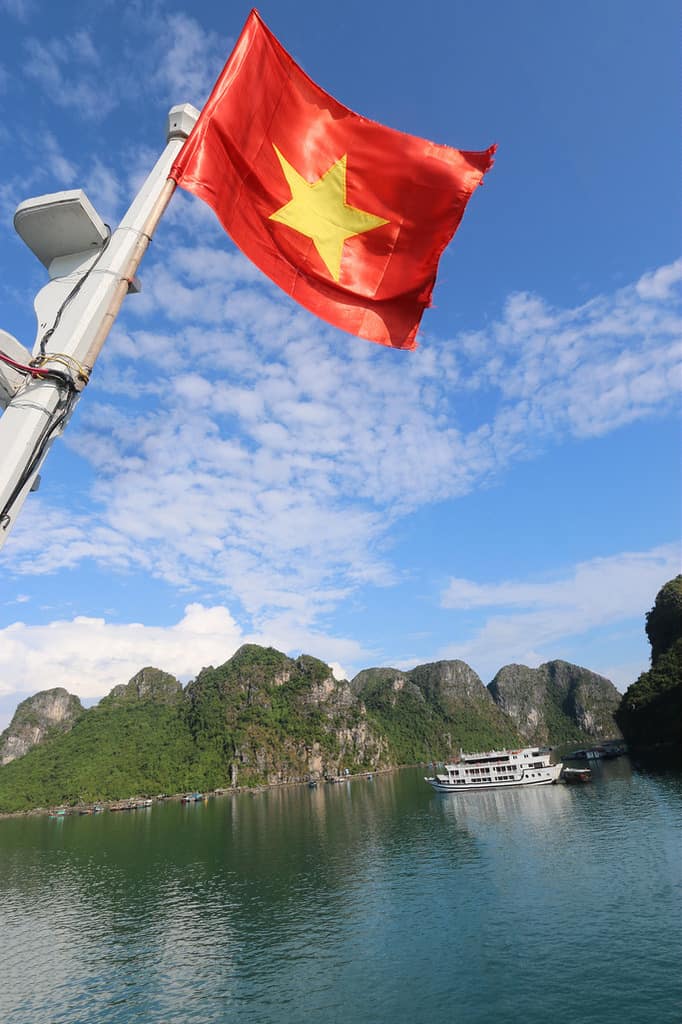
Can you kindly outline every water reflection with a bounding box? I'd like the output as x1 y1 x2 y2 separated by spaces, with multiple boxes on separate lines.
1 764 681 1024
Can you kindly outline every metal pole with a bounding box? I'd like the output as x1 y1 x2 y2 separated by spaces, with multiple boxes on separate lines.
79 177 177 380
0 104 198 551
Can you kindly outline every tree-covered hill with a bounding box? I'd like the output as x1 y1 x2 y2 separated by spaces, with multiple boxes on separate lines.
0 645 624 813
352 661 522 762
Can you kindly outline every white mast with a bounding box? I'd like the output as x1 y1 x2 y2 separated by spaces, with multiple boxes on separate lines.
0 103 199 551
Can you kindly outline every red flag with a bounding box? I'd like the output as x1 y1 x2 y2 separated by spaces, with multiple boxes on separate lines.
171 10 495 350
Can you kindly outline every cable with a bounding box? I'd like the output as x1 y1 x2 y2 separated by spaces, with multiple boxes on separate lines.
0 379 77 531
0 227 118 529
0 349 75 389
36 223 112 359
0 349 50 378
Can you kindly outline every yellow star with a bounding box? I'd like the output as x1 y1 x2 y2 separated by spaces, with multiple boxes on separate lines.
269 145 389 282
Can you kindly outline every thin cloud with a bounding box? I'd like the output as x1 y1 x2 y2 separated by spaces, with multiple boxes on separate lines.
438 542 680 686
3 254 680 640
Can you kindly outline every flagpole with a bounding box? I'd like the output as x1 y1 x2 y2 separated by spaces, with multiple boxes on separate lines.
79 176 177 381
0 104 199 551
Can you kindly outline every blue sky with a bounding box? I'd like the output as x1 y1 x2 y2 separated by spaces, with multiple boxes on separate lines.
0 0 679 728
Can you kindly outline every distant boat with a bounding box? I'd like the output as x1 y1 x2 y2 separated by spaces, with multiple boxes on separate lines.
181 792 204 803
562 767 592 784
308 780 318 788
566 748 603 761
425 746 562 792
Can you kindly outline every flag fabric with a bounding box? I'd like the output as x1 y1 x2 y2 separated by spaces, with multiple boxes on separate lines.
170 9 495 350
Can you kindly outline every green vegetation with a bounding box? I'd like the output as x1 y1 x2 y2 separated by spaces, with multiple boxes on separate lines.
0 699 195 812
538 695 593 746
617 576 682 756
356 665 522 762
645 575 682 661
0 643 624 814
0 646 373 812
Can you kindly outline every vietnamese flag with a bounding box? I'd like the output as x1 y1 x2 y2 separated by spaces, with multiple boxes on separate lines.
170 9 495 350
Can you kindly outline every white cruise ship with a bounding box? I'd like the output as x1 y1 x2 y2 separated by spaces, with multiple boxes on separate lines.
425 746 562 792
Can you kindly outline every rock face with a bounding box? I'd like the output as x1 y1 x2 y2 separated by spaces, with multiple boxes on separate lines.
409 660 495 713
0 646 631 813
352 660 522 759
0 688 83 765
185 645 387 786
489 660 621 745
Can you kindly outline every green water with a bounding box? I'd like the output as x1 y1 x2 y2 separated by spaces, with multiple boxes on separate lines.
1 760 680 1024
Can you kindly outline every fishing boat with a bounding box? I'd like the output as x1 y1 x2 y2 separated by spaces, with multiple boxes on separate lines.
425 746 562 792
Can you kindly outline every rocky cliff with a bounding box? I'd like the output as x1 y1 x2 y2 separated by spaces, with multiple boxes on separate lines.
488 660 622 745
185 645 387 786
0 646 624 813
0 687 84 765
352 660 522 759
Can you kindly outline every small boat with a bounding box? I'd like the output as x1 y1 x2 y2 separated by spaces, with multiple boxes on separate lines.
562 767 592 783
425 746 562 792
308 780 318 788
135 798 153 808
181 792 204 803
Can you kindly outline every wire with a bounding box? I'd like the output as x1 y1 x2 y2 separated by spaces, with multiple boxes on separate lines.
0 380 77 531
0 349 74 390
1 224 114 527
0 350 50 378
36 222 111 358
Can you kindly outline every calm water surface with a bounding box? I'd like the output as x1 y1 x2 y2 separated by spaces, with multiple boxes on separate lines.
1 760 681 1024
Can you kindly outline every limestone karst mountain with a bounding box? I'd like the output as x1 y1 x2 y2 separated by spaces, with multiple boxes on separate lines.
0 687 83 766
0 645 623 813
488 660 622 745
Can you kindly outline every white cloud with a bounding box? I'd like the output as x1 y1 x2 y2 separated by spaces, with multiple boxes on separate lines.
44 132 78 186
439 542 680 686
83 159 125 224
0 602 363 728
636 260 682 302
24 37 119 121
0 603 242 703
150 13 229 108
0 0 34 20
2 235 680 647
